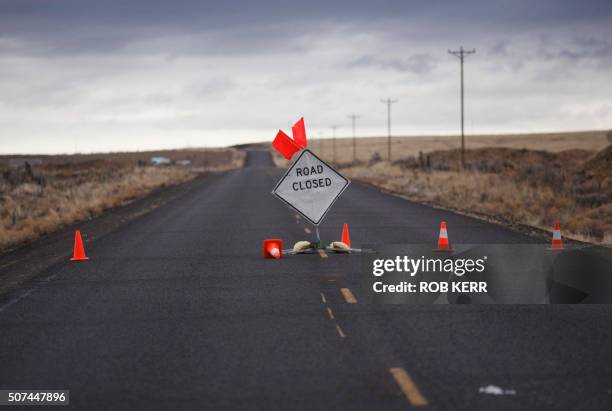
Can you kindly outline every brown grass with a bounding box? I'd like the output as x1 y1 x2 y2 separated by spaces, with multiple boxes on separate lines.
299 130 609 165
0 149 245 251
271 131 612 245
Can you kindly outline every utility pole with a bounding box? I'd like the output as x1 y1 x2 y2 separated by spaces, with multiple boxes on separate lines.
448 46 475 169
380 98 397 161
330 125 338 163
347 114 360 162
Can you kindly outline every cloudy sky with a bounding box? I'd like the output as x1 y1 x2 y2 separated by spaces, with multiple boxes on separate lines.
1 0 611 154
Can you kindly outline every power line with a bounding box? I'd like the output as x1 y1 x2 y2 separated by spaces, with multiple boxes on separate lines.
380 98 397 161
347 114 360 162
448 45 475 169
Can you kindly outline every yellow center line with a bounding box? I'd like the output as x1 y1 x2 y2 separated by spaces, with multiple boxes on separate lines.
304 227 311 234
389 367 428 407
320 292 327 304
318 249 328 259
327 307 335 320
335 324 346 338
340 287 357 304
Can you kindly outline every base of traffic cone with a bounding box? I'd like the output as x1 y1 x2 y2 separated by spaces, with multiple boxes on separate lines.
547 243 565 251
433 246 453 252
263 239 282 259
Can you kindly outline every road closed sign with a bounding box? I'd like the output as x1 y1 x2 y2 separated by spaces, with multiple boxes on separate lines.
272 149 350 225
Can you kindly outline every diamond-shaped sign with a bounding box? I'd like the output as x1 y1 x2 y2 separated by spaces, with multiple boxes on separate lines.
272 149 350 225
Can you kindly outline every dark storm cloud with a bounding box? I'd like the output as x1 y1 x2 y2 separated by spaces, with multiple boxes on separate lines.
2 0 612 57
349 54 438 74
540 36 612 62
488 40 511 57
1 0 612 153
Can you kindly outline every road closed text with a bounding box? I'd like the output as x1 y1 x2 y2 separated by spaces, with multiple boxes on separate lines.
292 165 332 191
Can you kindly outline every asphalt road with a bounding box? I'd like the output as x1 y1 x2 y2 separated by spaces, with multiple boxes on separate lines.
0 150 610 410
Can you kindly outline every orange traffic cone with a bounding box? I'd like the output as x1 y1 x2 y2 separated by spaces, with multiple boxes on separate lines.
341 223 351 248
434 221 452 251
70 230 89 261
548 222 564 250
263 239 282 259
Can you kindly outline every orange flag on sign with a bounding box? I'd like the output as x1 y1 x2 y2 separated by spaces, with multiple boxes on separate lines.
272 117 308 160
272 130 301 160
291 117 307 149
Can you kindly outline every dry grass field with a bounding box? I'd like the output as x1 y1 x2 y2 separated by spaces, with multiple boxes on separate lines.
305 130 609 164
272 130 612 244
0 148 245 252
